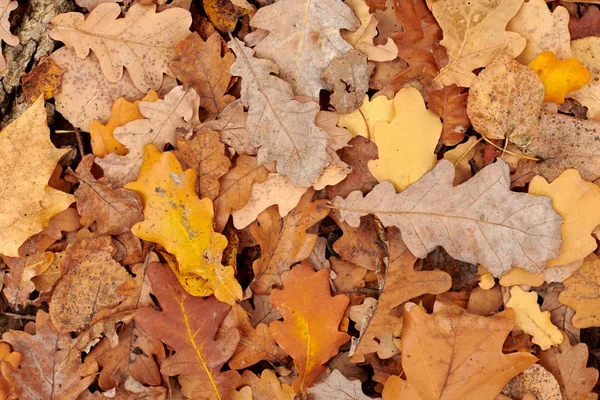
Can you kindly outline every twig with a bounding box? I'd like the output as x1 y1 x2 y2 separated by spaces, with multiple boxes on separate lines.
2 312 35 321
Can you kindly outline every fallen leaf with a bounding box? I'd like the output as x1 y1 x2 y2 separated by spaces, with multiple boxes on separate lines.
333 215 386 271
49 3 192 92
174 130 231 200
0 342 21 400
467 52 544 147
368 87 442 192
0 97 75 257
96 86 199 187
202 100 257 155
72 155 144 236
529 51 591 104
237 369 295 400
333 159 563 277
1 311 98 400
428 84 470 146
559 253 600 329
21 57 65 103
322 50 373 114
506 286 563 350
567 37 600 121
342 0 398 62
506 0 571 64
203 0 252 32
269 262 350 393
136 262 241 400
250 189 329 295
501 364 562 400
170 32 235 119
422 246 479 292
308 370 374 400
401 301 536 400
125 144 242 305
431 0 526 88
349 227 451 363
337 93 394 139
538 283 580 343
538 331 599 400
330 258 367 293
569 6 600 40
249 0 359 99
441 136 481 185
467 286 503 316
0 0 18 71
529 169 600 267
499 268 544 287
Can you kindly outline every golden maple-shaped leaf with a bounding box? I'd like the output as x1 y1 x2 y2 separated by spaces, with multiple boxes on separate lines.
136 262 241 400
400 302 537 400
529 51 591 104
125 144 242 305
0 97 75 257
269 262 350 393
559 253 600 329
48 3 191 92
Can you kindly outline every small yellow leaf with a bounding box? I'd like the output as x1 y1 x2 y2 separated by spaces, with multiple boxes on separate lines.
499 268 544 287
368 87 441 192
337 94 394 139
529 51 591 104
506 286 563 350
478 265 495 290
125 144 242 305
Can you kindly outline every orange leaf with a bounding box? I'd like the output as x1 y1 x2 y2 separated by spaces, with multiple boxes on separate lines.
21 57 65 104
269 262 350 393
529 51 591 104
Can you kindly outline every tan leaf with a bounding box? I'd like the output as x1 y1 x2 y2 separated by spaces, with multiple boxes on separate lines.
330 258 367 293
202 100 257 155
238 369 295 400
0 0 18 71
308 370 373 400
501 364 562 400
568 37 600 121
248 295 282 327
559 253 600 329
332 215 386 271
322 50 373 114
49 3 191 92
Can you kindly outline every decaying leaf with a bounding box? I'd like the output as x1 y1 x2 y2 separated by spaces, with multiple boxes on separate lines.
0 97 75 257
21 57 66 103
567 37 600 121
322 50 373 114
49 3 192 92
203 0 252 32
467 52 544 147
236 369 295 400
333 159 563 277
501 364 562 400
569 6 600 41
337 93 394 139
202 100 257 155
269 262 350 393
125 144 242 305
0 0 18 72
308 369 374 400
332 215 386 271
559 253 600 329
428 84 470 146
431 0 526 88
529 51 591 104
441 136 481 185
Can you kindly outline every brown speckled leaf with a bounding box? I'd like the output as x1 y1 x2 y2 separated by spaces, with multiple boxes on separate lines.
202 100 257 155
21 57 65 103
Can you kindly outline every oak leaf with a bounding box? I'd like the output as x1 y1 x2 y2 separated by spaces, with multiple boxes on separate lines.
269 262 350 393
203 0 252 32
559 253 600 329
529 51 591 104
125 144 242 305
0 0 18 72
332 159 563 277
428 84 470 146
136 262 241 400
170 32 235 119
400 302 537 400
249 0 359 99
567 37 600 120
0 97 75 257
322 50 373 114
308 370 374 400
250 189 329 295
431 0 526 88
202 100 257 155
49 3 192 92
228 38 328 187
506 286 563 350
236 369 295 400
332 215 386 272
501 364 561 400
96 86 199 187
21 57 65 104
1 311 98 400
337 94 394 139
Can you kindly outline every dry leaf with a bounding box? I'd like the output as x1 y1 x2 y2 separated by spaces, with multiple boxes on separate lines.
422 247 479 292
501 364 562 400
566 37 600 120
170 32 235 119
333 215 386 271
428 84 470 146
49 3 192 92
569 6 600 40
228 38 328 187
270 262 350 393
529 51 591 104
0 97 75 257
431 0 526 88
467 52 544 147
249 0 359 99
125 144 242 305
21 57 65 103
202 100 257 155
337 93 394 140
96 86 199 187
203 0 252 32
441 136 480 185
308 370 375 400
136 262 241 400
322 49 373 114
333 159 563 277
0 0 18 72
559 253 600 329
237 369 295 400
538 283 580 343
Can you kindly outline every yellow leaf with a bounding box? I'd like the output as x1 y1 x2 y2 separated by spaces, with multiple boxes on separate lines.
529 51 591 104
478 265 495 290
529 169 600 267
368 87 441 192
499 268 544 287
90 90 159 158
506 286 563 350
337 94 394 139
125 144 242 305
559 253 600 328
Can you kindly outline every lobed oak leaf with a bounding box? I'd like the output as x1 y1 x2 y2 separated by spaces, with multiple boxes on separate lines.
529 51 591 104
308 369 375 400
48 3 192 92
202 100 257 155
170 32 235 119
401 302 537 400
21 57 65 104
249 295 282 328
269 262 350 393
538 283 580 343
332 214 386 272
332 159 563 277
337 94 394 140
236 369 295 400
368 87 441 192
228 38 328 187
322 50 373 114
1 311 98 400
559 253 600 329
96 86 199 187
249 0 359 99
0 0 18 72
431 0 526 88
0 97 75 257
125 144 242 305
0 342 20 400
428 84 470 146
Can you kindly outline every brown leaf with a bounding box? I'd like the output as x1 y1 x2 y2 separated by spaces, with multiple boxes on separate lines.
250 189 329 295
170 32 235 119
248 294 282 327
238 369 295 400
422 247 479 292
21 57 65 104
322 50 373 114
559 253 600 329
136 262 240 400
203 0 252 32
428 84 470 146
511 159 537 189
538 283 580 343
569 6 600 40
202 100 257 155
330 258 367 293
174 130 231 200
332 214 386 271
501 364 562 400
1 311 98 400
349 228 451 362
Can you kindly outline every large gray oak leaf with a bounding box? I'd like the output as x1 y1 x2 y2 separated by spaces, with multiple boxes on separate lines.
332 159 563 277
